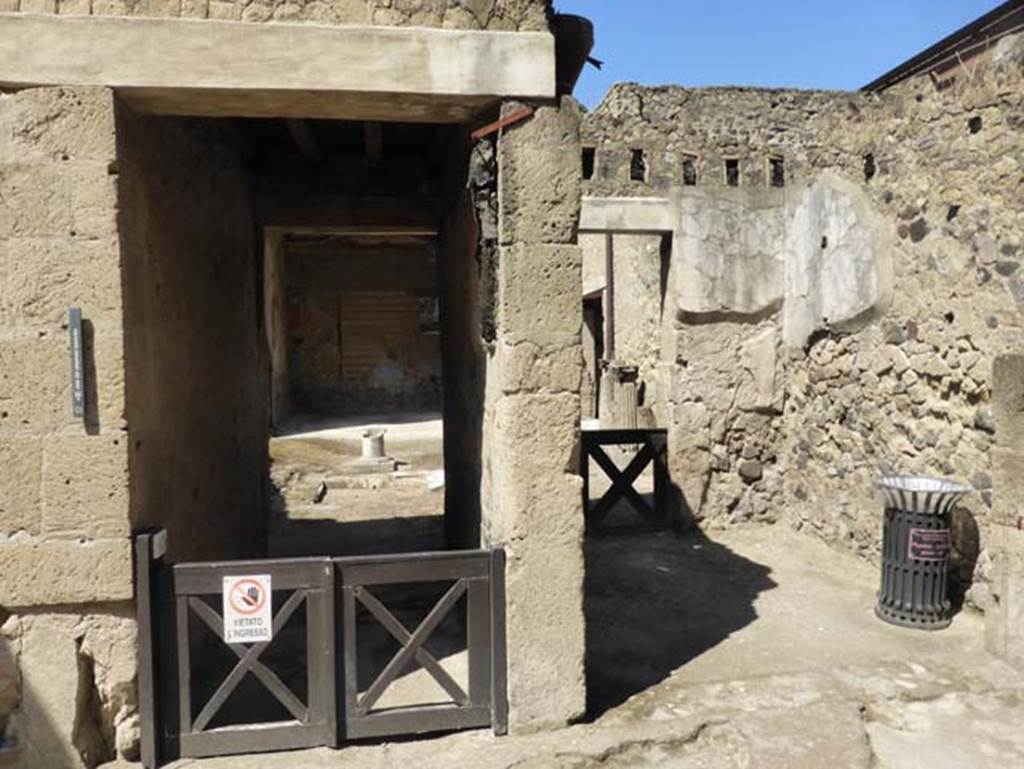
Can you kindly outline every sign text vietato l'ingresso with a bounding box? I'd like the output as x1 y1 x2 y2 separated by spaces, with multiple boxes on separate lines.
222 574 273 643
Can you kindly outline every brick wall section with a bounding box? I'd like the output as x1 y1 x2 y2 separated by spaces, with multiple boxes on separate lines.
0 0 552 30
0 87 132 607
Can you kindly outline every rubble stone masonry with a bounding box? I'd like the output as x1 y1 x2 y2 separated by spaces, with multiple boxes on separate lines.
582 33 1024 634
0 0 551 30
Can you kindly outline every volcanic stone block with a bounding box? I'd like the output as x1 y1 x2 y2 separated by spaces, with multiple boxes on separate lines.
41 434 130 539
499 243 583 349
0 88 117 169
488 393 585 729
991 447 1024 529
494 340 583 395
0 163 74 240
994 355 1024 448
0 236 123 326
0 436 43 536
3 610 139 768
0 331 126 435
986 525 1024 667
498 99 582 246
0 537 132 606
0 335 72 434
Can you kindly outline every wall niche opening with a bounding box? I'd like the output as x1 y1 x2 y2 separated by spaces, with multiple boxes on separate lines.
864 153 876 183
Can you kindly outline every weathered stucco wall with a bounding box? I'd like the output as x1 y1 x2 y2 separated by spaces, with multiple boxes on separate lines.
0 0 551 29
285 240 441 414
0 86 138 767
483 98 586 731
118 105 269 564
582 32 1024 623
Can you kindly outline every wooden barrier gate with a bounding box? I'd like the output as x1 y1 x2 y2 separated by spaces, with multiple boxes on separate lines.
135 533 507 767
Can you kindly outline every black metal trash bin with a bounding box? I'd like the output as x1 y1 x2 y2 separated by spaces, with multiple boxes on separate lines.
875 475 971 631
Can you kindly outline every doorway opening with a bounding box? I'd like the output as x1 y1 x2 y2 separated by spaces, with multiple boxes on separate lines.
266 229 447 559
120 105 496 762
243 118 465 561
121 110 482 564
582 294 605 422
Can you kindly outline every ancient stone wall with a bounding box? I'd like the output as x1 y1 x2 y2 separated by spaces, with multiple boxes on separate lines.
0 0 551 30
581 33 1024 604
118 105 269 565
0 87 132 607
0 86 138 766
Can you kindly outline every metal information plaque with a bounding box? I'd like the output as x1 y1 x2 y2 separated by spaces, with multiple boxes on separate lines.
908 528 952 562
68 307 85 419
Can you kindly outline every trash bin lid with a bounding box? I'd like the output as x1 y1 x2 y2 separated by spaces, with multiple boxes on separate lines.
877 474 972 515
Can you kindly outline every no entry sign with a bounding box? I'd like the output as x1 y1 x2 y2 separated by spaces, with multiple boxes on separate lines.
222 575 273 644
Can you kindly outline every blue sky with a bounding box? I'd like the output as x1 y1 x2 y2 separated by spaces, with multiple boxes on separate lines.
555 0 1003 107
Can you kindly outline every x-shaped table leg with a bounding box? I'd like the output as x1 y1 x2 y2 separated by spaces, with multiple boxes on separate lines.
588 442 659 526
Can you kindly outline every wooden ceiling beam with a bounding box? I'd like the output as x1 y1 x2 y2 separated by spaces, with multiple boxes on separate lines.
285 119 322 164
364 122 383 167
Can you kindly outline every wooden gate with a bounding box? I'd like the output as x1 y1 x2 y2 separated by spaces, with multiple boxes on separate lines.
135 533 508 767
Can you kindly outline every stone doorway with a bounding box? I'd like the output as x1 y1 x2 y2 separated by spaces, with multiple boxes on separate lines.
119 110 485 565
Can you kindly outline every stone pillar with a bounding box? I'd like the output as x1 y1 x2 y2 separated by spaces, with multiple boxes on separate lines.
987 355 1024 663
0 87 136 766
482 98 586 731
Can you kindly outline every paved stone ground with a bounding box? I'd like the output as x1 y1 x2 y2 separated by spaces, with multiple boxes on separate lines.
267 412 447 557
138 524 1024 769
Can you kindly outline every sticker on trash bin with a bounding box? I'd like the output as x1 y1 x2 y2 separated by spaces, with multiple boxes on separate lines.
223 575 272 643
908 529 951 561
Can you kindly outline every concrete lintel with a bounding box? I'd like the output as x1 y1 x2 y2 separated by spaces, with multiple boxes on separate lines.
579 197 678 235
0 14 555 121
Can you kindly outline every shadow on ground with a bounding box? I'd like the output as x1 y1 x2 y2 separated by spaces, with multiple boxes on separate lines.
270 514 447 558
584 524 778 718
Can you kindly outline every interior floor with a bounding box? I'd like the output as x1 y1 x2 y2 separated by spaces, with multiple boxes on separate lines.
166 525 1024 769
267 411 445 558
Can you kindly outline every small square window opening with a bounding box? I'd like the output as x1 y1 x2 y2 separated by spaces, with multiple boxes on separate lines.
582 147 596 180
682 155 698 186
630 149 647 182
725 159 740 187
769 157 785 188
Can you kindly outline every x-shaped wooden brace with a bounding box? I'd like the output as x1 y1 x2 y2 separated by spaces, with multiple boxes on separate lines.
355 579 468 715
188 590 309 733
587 441 661 527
